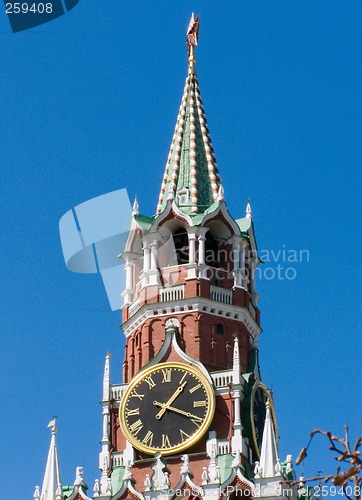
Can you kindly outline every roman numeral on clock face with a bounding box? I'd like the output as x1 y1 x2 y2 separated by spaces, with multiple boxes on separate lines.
162 369 172 383
129 419 143 435
161 434 171 448
144 375 156 389
126 408 140 416
190 413 203 426
193 400 206 407
142 431 154 446
130 391 144 400
189 383 201 393
180 429 190 442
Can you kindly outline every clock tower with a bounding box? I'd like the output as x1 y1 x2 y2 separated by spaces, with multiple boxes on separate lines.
35 13 300 500
93 14 298 500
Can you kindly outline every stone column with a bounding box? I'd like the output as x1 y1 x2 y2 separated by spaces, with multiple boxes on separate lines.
241 242 249 290
121 252 135 305
186 227 198 280
148 238 160 286
198 227 209 279
231 237 242 288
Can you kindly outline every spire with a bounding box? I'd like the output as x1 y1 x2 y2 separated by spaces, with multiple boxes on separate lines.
40 419 62 500
99 353 111 496
259 400 279 478
156 14 222 215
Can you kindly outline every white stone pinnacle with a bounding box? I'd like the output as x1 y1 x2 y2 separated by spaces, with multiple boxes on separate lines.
167 185 175 201
132 197 139 216
259 400 279 478
40 422 62 500
246 200 252 219
33 486 40 500
93 479 100 497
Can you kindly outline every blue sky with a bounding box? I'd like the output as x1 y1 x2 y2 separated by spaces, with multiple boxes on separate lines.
1 1 361 497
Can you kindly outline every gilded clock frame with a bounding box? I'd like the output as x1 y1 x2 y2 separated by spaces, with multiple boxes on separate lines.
250 380 279 459
119 362 216 455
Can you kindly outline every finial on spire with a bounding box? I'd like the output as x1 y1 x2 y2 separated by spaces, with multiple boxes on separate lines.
246 199 252 219
186 13 200 73
47 416 57 433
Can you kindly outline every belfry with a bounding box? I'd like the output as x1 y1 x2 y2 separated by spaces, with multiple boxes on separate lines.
35 14 298 500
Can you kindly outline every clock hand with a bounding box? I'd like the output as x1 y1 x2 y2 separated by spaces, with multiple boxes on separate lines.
154 381 187 420
153 402 203 423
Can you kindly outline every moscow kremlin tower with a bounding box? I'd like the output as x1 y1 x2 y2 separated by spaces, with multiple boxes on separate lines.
35 14 299 500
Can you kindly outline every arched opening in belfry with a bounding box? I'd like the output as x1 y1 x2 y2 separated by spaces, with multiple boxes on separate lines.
205 231 219 267
173 228 189 264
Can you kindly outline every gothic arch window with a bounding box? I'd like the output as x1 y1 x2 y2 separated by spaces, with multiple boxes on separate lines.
173 227 189 264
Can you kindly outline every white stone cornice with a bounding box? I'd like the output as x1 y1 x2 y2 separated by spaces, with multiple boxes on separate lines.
121 296 261 342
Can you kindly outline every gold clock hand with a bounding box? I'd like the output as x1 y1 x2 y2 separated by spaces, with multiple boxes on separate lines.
164 405 203 422
153 402 203 423
154 381 187 419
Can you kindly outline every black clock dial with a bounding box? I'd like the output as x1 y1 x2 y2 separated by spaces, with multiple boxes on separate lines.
253 386 267 451
119 362 215 455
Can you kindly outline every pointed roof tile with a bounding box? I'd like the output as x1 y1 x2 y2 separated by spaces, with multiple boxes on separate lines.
156 15 222 215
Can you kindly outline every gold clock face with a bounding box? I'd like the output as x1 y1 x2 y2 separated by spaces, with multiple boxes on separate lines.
250 381 278 458
119 362 215 455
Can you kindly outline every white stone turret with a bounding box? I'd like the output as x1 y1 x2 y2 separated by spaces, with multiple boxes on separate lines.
99 353 112 496
39 419 62 500
231 336 243 455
